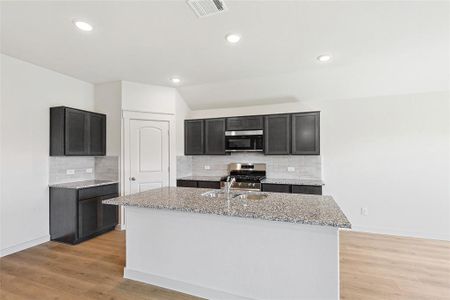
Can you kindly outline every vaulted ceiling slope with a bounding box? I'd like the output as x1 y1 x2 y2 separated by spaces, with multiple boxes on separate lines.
1 1 449 109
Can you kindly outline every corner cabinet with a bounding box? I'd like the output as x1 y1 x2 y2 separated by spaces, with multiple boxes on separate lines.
185 120 204 155
291 112 320 155
205 118 226 155
264 114 291 155
50 106 106 156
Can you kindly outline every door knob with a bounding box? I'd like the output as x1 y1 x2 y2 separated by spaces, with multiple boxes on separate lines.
130 177 136 181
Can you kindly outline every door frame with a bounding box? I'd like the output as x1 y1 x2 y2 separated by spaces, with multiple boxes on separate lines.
120 110 176 228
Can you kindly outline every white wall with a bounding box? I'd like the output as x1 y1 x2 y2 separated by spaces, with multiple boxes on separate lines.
95 81 122 156
0 54 94 256
175 90 190 156
189 91 450 240
122 81 176 113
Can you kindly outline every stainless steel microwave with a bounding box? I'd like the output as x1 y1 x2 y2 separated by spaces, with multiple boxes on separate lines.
225 130 263 152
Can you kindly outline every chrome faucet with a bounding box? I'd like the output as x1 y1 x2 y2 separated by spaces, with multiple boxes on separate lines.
224 176 236 194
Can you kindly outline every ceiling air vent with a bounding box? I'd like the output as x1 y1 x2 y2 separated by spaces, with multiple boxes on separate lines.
187 0 228 18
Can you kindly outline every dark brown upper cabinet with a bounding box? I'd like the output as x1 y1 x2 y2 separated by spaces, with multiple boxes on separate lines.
184 119 204 155
205 118 226 155
50 107 106 156
88 113 107 156
291 112 320 155
226 116 263 131
264 114 291 155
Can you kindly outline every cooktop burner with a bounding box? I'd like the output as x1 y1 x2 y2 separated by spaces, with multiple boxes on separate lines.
220 163 267 183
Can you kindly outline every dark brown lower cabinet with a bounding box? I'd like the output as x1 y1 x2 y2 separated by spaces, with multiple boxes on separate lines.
176 180 198 187
50 184 118 244
291 185 322 195
261 183 291 193
262 183 322 195
176 179 221 189
197 181 221 189
177 180 322 195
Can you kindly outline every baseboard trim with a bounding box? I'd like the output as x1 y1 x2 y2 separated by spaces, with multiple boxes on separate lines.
124 268 251 300
351 226 450 242
1 235 50 257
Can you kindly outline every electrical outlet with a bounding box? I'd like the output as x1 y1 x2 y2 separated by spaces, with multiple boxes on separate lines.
86 168 93 173
66 169 75 175
361 207 369 216
204 165 210 170
287 167 295 172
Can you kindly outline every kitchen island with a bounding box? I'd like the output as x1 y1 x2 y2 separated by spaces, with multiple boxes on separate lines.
104 187 350 300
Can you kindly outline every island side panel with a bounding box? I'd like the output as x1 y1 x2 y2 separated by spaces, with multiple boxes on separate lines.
124 206 339 300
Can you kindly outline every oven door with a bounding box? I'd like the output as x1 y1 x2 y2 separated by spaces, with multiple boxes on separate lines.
225 130 263 152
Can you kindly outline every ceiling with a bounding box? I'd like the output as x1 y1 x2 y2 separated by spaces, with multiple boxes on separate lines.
1 1 449 109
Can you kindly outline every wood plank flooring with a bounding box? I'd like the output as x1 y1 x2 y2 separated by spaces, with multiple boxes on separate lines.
340 230 450 300
1 230 449 299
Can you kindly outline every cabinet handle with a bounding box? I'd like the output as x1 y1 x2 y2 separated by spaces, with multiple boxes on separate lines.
130 177 136 181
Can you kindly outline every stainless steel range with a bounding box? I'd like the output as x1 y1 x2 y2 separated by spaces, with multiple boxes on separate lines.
220 163 266 191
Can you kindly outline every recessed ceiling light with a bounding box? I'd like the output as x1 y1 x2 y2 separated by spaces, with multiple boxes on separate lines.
225 33 241 44
74 20 93 32
317 54 332 62
170 77 181 84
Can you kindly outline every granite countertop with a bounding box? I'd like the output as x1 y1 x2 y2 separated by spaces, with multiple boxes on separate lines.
262 178 324 186
49 179 119 189
103 187 351 228
178 175 225 182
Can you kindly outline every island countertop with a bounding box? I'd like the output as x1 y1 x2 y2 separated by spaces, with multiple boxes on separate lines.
104 187 351 228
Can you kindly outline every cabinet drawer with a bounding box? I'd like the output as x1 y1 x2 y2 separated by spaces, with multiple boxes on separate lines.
176 180 198 188
197 181 221 189
291 185 322 195
261 183 291 193
78 184 118 200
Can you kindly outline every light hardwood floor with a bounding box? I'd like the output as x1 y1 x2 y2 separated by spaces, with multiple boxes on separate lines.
1 230 449 300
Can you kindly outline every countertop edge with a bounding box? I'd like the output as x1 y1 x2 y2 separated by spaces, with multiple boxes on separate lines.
49 180 119 189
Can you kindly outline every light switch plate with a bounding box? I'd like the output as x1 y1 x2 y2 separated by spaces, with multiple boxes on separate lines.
287 167 295 172
66 169 75 175
86 168 93 173
204 165 211 170
361 207 369 216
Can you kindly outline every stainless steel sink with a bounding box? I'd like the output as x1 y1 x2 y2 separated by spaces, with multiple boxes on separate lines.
201 190 243 199
235 192 269 201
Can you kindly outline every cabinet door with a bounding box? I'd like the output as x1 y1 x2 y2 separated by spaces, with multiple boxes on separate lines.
185 120 204 155
89 113 106 156
226 116 263 131
264 114 290 155
78 197 101 239
291 112 320 155
197 181 221 189
205 118 225 155
102 199 118 229
65 108 89 155
291 185 322 195
176 180 198 187
261 183 291 193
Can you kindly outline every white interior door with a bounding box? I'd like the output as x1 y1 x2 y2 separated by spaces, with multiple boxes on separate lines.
129 119 169 193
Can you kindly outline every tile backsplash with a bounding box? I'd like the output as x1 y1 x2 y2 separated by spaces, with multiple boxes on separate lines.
177 153 321 180
49 156 119 184
177 156 193 178
95 156 120 181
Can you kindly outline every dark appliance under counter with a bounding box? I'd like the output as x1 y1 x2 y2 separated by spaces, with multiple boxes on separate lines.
49 180 119 244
